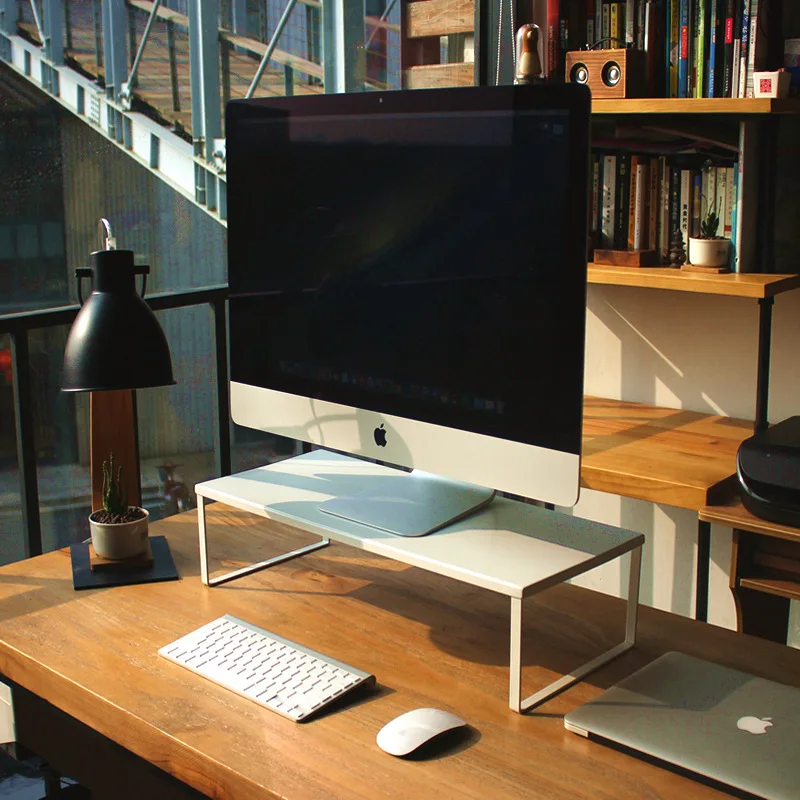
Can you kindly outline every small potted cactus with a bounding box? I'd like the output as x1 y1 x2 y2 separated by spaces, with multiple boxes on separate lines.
88 453 149 560
688 197 731 269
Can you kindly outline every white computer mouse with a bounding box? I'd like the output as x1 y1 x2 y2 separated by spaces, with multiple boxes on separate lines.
376 707 467 756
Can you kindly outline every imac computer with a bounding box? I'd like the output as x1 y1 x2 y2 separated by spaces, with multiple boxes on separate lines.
226 84 591 536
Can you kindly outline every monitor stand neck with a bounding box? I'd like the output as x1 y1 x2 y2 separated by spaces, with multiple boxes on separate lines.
318 460 496 537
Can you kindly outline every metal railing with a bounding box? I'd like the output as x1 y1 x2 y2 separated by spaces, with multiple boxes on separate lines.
0 284 230 559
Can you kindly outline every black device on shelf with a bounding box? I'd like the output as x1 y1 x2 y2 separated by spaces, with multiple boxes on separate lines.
737 417 800 527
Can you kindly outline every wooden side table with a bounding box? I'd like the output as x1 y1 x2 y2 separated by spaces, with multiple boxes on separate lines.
700 499 800 643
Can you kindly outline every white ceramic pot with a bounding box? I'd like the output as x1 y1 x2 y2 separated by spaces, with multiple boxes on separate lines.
89 509 150 559
688 237 731 268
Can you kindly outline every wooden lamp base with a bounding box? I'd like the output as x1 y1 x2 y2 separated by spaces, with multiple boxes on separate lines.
594 249 659 268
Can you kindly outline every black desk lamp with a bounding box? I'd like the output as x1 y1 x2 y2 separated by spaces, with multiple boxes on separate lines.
62 220 175 513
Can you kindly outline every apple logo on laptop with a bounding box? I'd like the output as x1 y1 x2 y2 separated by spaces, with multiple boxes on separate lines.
737 716 773 735
374 424 387 447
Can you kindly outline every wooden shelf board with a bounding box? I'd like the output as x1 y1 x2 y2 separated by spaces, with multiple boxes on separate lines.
581 397 753 510
588 265 800 298
700 499 800 543
592 98 800 115
739 575 800 602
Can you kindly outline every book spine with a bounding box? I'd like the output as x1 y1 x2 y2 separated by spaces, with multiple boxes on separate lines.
547 0 560 79
602 2 611 45
695 0 707 97
744 0 760 97
723 0 735 96
615 152 631 249
732 0 743 98
707 0 718 97
724 165 734 238
628 157 639 249
730 163 739 269
587 0 596 47
590 153 600 241
634 161 648 249
625 0 636 44
659 156 671 262
679 169 692 252
715 166 728 239
669 0 680 96
648 156 659 251
596 0 604 46
738 0 750 98
601 155 617 249
678 0 690 97
691 171 702 237
610 2 620 46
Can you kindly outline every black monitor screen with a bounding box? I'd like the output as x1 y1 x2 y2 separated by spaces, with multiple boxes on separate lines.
227 85 590 458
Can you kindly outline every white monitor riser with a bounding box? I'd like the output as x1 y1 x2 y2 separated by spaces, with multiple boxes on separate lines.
195 450 643 713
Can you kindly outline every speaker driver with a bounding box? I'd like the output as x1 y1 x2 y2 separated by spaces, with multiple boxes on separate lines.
602 61 622 87
570 63 589 84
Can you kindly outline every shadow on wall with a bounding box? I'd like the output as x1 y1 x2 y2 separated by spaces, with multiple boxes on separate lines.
585 286 760 420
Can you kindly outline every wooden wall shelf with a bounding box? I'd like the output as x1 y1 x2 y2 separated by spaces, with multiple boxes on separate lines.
581 397 753 511
592 98 800 115
587 265 800 298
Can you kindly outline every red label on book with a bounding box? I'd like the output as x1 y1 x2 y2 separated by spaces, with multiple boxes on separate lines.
725 18 733 45
680 27 689 59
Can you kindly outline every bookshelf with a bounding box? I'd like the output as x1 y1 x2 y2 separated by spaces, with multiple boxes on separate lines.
399 4 800 627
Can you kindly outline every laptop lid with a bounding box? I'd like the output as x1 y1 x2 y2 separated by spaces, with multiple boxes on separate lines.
564 651 800 800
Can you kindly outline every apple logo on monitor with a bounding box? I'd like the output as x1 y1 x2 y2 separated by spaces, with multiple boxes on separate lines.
374 424 387 447
737 716 773 734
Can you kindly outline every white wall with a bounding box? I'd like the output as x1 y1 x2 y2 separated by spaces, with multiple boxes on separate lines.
565 285 800 646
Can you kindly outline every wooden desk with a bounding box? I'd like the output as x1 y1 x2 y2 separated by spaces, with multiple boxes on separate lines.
0 507 798 800
700 499 800 644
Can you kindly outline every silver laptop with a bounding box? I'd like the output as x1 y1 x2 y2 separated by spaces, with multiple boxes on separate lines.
564 651 800 800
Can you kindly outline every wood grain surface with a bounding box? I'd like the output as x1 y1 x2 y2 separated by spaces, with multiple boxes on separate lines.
581 397 752 510
588 265 800 297
0 506 798 799
701 498 800 544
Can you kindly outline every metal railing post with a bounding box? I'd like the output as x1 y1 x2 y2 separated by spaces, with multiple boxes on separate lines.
101 0 128 102
10 331 43 559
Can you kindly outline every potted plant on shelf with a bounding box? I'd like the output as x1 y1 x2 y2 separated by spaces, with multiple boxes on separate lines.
687 200 731 270
89 453 149 560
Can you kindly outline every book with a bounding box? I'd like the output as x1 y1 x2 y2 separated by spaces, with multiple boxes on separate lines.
723 0 735 96
734 123 758 271
602 3 611 46
633 158 649 249
610 2 620 46
669 164 682 254
707 0 719 96
547 0 561 79
715 165 728 239
668 0 680 96
738 0 751 97
678 0 691 97
694 0 707 97
648 156 659 251
625 0 636 45
724 165 734 238
628 157 639 248
659 156 671 262
615 152 631 249
732 0 743 98
691 170 702 237
744 0 767 97
601 154 618 249
679 168 692 252
590 153 601 241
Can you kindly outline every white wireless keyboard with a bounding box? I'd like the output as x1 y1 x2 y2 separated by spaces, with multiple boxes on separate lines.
159 615 375 721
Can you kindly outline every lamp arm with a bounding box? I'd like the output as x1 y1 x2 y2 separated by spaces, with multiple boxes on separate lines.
75 268 93 305
135 265 151 298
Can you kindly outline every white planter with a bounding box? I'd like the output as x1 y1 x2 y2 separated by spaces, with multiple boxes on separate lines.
89 509 150 559
688 237 731 268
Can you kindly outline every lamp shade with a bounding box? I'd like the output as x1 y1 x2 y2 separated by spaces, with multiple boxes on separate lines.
62 249 175 392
